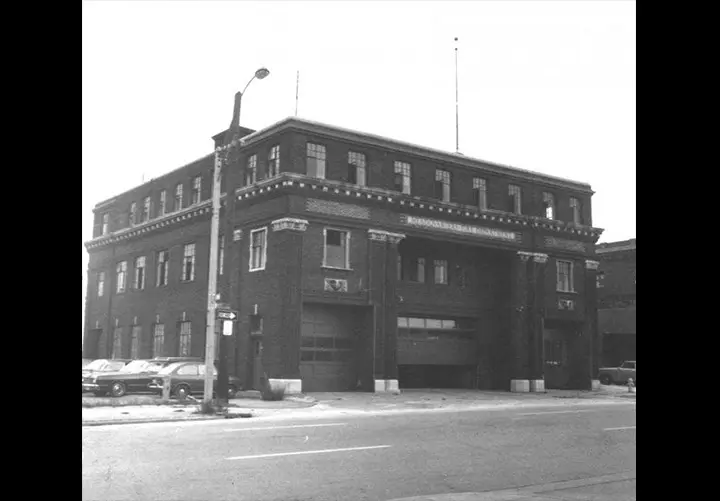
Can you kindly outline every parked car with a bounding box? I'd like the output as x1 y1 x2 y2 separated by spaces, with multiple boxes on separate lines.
82 359 131 393
598 360 636 386
82 358 94 369
82 357 202 397
148 361 241 399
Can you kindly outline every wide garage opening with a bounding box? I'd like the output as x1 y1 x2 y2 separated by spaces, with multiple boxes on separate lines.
300 303 359 392
397 316 478 389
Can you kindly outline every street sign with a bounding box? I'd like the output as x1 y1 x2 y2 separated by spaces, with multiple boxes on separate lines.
222 320 233 336
217 309 238 321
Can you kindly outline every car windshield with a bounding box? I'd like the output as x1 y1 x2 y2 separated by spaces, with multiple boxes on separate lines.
119 360 160 373
106 361 128 371
158 363 183 375
85 360 108 371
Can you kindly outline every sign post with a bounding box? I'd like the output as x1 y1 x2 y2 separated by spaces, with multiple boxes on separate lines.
215 308 237 405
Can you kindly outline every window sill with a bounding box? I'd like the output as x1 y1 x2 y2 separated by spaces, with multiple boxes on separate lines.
249 267 266 273
556 290 578 294
321 266 353 272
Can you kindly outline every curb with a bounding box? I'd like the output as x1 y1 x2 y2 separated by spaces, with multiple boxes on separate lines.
82 412 253 427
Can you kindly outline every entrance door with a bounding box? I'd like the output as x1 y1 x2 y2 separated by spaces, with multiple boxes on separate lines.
252 339 265 390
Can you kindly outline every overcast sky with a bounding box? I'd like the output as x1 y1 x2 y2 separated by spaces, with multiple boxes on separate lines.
82 0 636 333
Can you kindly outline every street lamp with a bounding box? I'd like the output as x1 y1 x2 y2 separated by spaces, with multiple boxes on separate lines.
203 68 270 406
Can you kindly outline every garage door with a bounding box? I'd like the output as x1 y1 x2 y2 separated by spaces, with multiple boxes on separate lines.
397 316 477 365
300 304 356 392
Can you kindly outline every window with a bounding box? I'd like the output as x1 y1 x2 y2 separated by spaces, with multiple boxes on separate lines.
191 176 202 205
411 257 425 283
142 196 151 223
268 145 280 178
134 256 146 290
130 325 141 359
324 229 350 269
128 202 137 226
112 327 123 359
434 259 448 285
543 192 555 220
556 260 574 292
544 339 565 366
570 197 582 225
182 243 196 282
249 228 267 271
473 178 487 210
156 250 169 287
435 169 451 202
394 161 412 194
158 190 166 217
246 155 257 185
174 183 183 211
97 271 105 297
177 363 198 376
348 152 366 186
508 185 522 214
306 143 326 179
116 261 127 293
596 271 605 288
219 235 225 276
152 324 165 357
178 321 192 356
397 255 402 281
101 213 109 235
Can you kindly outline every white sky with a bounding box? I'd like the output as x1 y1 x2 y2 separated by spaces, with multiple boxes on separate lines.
82 0 636 335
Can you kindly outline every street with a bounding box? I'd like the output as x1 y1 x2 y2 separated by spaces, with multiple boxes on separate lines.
82 401 636 500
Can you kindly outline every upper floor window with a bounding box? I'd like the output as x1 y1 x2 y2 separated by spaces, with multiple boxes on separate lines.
142 196 151 223
543 192 555 220
175 183 184 212
323 229 350 269
435 169 451 202
101 213 109 235
508 185 522 215
249 228 267 271
134 256 146 290
219 235 225 276
158 190 166 217
268 145 280 178
394 161 412 194
156 250 169 287
191 176 202 205
116 261 127 293
596 271 605 288
97 271 105 297
246 154 257 185
473 178 487 210
348 152 366 186
556 260 574 292
434 259 448 285
400 256 425 283
307 143 326 179
182 243 196 282
570 197 582 225
128 202 137 226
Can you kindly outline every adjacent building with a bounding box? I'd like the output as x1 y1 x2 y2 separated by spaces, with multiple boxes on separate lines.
596 239 636 367
83 117 604 392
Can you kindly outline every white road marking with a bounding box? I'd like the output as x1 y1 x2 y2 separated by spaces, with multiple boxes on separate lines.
223 422 347 432
515 410 594 417
226 445 391 460
604 426 636 431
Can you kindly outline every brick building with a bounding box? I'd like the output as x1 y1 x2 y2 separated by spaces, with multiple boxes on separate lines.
83 117 604 392
596 239 636 366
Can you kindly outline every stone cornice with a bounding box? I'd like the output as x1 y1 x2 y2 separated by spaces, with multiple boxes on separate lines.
585 260 600 270
235 173 604 240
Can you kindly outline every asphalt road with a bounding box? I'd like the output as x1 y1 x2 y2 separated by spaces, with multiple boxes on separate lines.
82 402 636 501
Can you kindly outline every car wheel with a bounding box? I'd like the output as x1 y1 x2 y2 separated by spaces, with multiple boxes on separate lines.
175 384 191 400
110 382 127 398
599 375 612 385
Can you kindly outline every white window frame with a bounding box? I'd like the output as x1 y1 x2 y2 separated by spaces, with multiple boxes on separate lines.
306 143 326 179
249 227 268 272
192 176 202 205
158 190 166 217
246 154 258 185
156 250 169 287
348 151 366 186
116 261 127 293
434 259 448 285
435 169 451 202
134 256 146 290
97 271 105 297
101 213 109 235
473 178 487 210
543 192 555 220
394 161 412 195
175 183 183 212
322 228 351 269
556 260 575 292
178 321 192 357
509 185 522 215
129 202 137 226
182 243 196 282
152 323 165 357
268 145 280 178
142 196 151 222
570 197 582 225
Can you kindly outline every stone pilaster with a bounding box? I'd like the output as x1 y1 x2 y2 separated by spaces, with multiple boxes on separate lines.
584 259 601 389
529 252 548 392
510 251 532 391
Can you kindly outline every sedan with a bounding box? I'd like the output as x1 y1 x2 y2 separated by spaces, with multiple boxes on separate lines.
82 359 131 393
148 361 241 399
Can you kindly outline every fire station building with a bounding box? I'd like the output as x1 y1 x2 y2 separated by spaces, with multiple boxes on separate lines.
83 117 604 392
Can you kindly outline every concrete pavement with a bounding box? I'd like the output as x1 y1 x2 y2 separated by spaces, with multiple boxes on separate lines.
82 400 636 500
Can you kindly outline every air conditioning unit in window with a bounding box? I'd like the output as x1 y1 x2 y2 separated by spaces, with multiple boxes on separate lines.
324 278 348 293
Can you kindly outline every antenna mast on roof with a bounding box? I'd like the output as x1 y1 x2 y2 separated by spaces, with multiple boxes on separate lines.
455 37 460 154
295 70 300 117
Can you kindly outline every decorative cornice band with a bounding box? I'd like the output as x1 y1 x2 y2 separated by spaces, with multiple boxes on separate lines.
532 253 549 264
368 229 406 244
585 260 600 270
271 217 309 232
518 251 533 262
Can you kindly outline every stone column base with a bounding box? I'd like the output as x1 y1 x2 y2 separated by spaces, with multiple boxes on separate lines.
268 378 302 394
374 379 400 393
510 379 530 393
529 379 545 393
591 379 601 391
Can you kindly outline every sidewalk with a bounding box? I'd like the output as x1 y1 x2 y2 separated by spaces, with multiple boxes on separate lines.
82 386 634 426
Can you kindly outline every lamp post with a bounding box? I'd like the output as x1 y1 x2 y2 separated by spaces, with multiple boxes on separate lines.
203 68 270 406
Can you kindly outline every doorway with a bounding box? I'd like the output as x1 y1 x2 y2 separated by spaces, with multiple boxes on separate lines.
252 339 265 390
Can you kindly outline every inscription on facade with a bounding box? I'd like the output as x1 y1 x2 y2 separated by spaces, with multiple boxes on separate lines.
307 198 370 220
544 237 587 252
401 215 520 242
